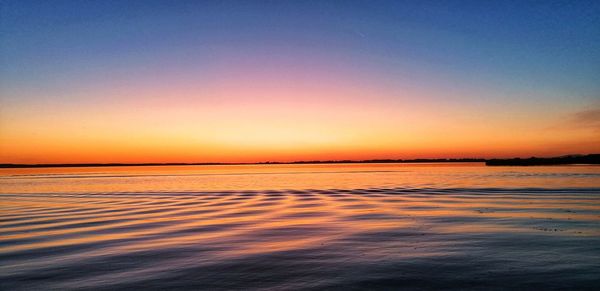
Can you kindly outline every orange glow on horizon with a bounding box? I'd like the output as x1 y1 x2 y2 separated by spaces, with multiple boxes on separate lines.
1 51 598 164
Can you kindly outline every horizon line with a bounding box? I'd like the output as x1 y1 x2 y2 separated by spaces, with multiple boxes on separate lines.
1 154 599 168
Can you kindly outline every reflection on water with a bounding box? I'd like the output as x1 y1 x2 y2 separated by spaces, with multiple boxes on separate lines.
1 163 599 290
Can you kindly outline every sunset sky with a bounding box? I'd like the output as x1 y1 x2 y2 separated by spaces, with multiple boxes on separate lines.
1 0 599 163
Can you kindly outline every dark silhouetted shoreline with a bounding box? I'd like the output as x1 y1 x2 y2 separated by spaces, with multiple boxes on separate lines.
486 154 600 166
0 159 484 169
1 155 599 168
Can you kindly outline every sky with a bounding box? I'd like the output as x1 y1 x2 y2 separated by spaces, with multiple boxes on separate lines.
1 0 599 163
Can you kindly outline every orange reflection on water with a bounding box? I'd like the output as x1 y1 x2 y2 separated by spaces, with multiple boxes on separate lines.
1 163 599 193
0 163 599 280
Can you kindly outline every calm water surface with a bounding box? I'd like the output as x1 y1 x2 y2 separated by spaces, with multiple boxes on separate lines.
1 163 599 290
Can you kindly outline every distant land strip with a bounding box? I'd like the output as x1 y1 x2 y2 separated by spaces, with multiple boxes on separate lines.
485 154 599 166
1 155 599 168
0 159 482 168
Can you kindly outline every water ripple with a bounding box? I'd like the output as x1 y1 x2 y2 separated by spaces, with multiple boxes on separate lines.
1 186 599 290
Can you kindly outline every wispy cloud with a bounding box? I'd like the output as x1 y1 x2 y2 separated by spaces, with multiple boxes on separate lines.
568 108 600 131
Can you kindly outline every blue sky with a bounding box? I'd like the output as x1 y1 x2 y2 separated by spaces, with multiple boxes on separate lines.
1 0 599 162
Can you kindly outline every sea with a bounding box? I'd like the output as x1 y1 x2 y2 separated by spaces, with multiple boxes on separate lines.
1 163 599 290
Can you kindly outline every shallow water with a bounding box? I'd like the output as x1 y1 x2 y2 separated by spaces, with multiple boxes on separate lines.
1 163 599 290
